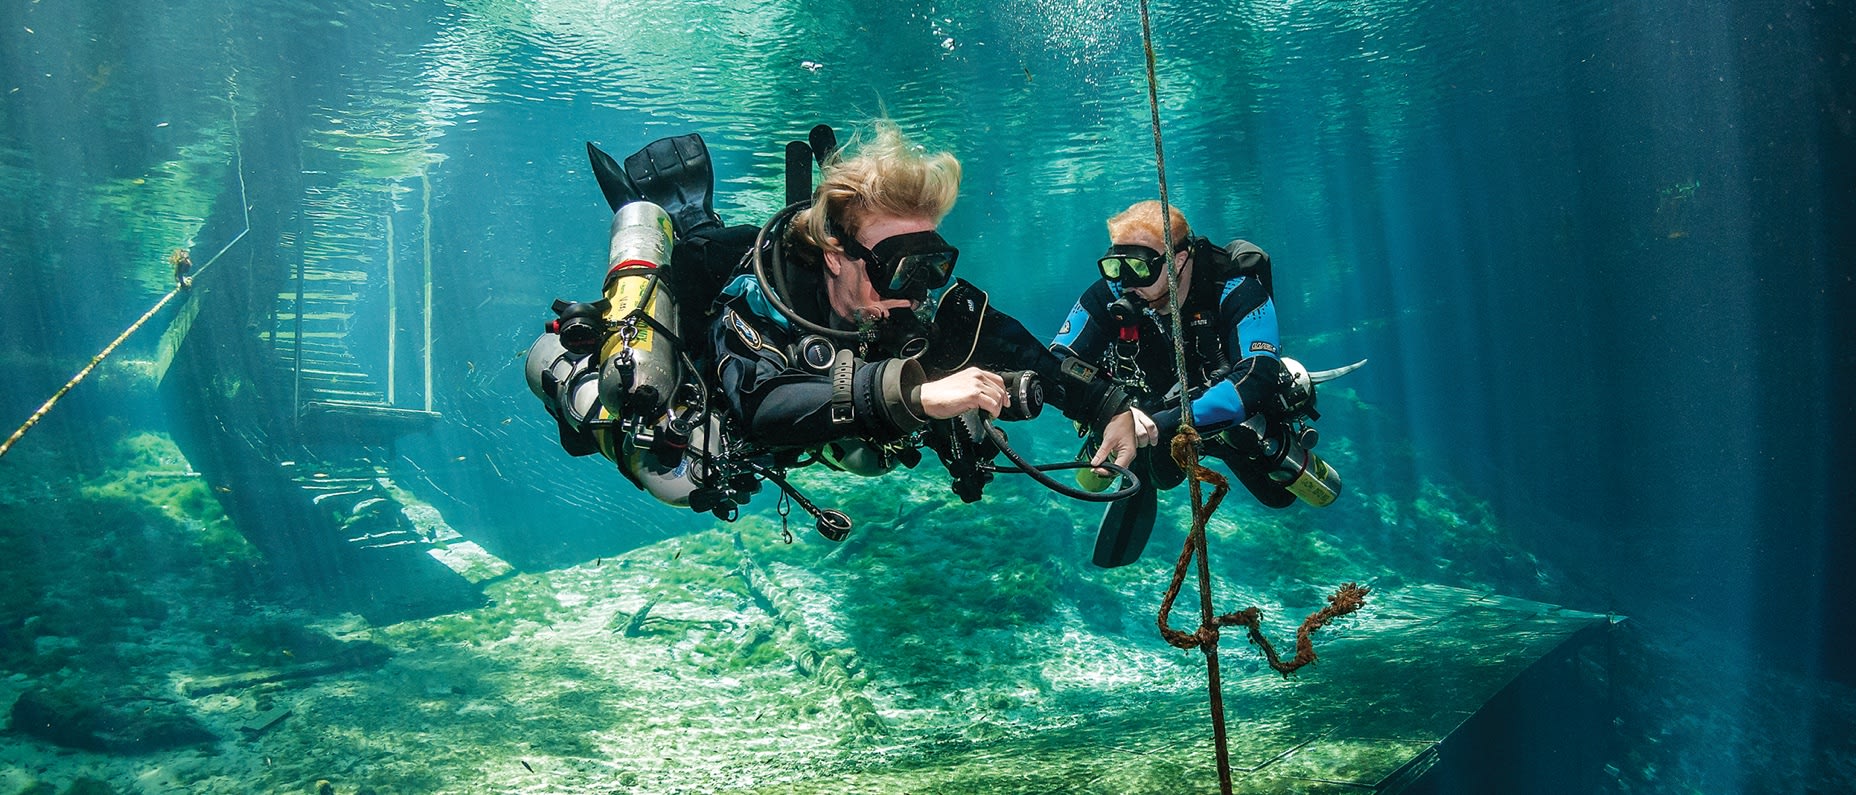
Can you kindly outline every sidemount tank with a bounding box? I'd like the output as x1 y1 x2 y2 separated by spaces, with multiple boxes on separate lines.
524 200 721 509
598 202 682 424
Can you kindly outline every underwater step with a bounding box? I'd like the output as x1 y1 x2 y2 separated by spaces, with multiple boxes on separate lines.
262 329 351 341
270 311 353 323
293 358 372 373
294 368 372 381
297 401 441 438
258 336 350 351
299 269 369 282
297 388 387 403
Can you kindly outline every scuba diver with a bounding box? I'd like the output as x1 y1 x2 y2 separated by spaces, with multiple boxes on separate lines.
1051 200 1364 568
170 249 193 289
526 122 1146 543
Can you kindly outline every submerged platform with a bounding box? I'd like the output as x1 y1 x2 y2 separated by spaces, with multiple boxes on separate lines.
746 584 1620 794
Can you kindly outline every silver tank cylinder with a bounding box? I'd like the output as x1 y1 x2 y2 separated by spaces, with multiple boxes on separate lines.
597 201 682 423
525 333 601 430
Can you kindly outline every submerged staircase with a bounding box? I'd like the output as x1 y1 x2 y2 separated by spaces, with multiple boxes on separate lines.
166 166 508 623
270 191 439 437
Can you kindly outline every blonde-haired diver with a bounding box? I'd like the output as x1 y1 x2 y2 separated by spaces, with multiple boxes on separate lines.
714 120 1147 500
1053 200 1357 567
530 122 1150 542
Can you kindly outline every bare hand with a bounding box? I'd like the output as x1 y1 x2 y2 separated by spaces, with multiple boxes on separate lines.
1090 409 1152 476
917 367 1008 420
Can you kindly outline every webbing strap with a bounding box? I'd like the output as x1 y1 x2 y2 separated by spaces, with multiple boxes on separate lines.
829 348 856 426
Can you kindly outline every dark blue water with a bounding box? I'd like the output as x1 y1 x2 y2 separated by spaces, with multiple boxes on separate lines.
1 0 1851 791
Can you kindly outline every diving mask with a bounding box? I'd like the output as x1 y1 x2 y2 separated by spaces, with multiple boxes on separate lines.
835 222 959 301
1097 239 1188 289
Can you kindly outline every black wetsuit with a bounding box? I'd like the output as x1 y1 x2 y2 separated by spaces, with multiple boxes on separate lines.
1050 239 1296 507
708 231 1129 457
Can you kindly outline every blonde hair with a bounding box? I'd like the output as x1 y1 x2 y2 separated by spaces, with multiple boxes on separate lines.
794 120 961 251
1106 200 1191 248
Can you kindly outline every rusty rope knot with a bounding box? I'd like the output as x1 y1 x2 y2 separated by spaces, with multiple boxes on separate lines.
1156 422 1370 677
1158 424 1231 652
1219 582 1369 677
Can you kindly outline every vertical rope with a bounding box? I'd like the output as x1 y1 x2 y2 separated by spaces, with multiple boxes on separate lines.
1134 15 1368 791
386 208 398 406
1137 3 1233 793
421 169 434 413
1138 0 1194 433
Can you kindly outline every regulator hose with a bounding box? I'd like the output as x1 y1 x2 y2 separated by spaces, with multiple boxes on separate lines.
980 418 1142 502
751 201 866 343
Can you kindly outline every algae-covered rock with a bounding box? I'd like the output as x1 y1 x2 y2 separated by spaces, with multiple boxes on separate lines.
0 767 51 795
10 685 216 753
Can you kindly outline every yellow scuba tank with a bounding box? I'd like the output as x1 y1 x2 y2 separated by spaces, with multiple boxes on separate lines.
1259 418 1342 507
526 200 722 510
597 202 682 423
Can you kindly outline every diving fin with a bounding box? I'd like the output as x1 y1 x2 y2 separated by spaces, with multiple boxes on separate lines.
785 141 813 206
807 124 838 164
585 134 722 239
782 124 839 206
1091 462 1159 568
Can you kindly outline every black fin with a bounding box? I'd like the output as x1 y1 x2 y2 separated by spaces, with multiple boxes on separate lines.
785 140 813 206
1092 475 1158 568
585 134 723 238
587 142 637 211
808 124 838 164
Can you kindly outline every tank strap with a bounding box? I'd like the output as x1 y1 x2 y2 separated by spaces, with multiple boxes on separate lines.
829 348 856 426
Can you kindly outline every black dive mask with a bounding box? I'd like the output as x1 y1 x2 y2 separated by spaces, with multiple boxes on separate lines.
834 222 959 302
1098 239 1188 289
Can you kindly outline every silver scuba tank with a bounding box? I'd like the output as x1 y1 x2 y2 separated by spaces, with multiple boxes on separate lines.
525 332 601 431
624 412 723 507
526 328 720 508
597 202 682 423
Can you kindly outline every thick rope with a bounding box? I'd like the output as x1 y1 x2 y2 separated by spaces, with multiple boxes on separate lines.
1139 0 1193 433
1137 5 1365 793
1137 3 1238 790
0 287 186 459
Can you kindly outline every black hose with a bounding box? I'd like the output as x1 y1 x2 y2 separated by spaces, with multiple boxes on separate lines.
751 201 865 343
981 419 1142 502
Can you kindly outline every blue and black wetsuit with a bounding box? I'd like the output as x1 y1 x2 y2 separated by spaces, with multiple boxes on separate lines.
1051 239 1295 506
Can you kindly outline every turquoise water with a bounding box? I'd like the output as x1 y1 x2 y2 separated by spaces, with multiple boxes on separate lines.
0 1 1850 792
